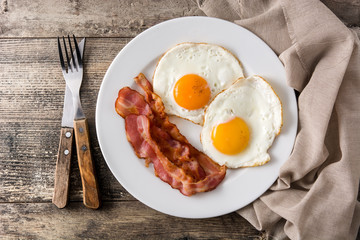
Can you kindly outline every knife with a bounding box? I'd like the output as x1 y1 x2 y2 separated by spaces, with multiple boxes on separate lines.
53 39 87 208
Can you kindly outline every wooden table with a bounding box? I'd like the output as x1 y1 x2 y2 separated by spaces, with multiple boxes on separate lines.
1 1 358 239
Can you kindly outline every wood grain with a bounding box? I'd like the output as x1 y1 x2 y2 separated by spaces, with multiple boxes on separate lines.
0 37 264 238
0 201 263 239
0 0 359 239
0 0 358 39
0 0 205 38
52 127 74 208
0 38 132 203
74 118 100 209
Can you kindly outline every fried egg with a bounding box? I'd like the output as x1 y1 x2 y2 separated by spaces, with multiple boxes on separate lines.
153 43 244 125
201 75 282 168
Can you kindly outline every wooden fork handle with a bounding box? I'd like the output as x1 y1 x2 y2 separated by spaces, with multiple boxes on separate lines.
53 127 73 208
74 118 100 209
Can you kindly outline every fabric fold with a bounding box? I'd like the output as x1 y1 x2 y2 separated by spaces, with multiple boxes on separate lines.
197 0 360 239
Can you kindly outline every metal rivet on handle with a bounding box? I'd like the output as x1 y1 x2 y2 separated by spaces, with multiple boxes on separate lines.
82 145 87 151
64 149 69 155
79 127 84 133
65 131 71 138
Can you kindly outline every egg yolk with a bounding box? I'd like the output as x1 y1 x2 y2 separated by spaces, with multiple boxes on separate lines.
173 74 211 110
211 117 250 155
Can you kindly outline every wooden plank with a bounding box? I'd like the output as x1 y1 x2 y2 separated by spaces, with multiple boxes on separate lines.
0 201 262 239
0 0 205 38
0 118 135 202
0 0 358 38
0 38 131 120
0 38 127 119
0 38 133 202
0 120 132 202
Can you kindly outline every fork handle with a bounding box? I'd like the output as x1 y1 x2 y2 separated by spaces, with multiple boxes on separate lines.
74 118 100 209
53 127 73 208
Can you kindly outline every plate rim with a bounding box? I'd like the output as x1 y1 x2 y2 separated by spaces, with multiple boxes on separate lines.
95 16 298 219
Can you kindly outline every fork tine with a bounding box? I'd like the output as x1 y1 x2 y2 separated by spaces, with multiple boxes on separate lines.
73 35 83 68
67 35 75 70
57 37 66 72
62 36 72 72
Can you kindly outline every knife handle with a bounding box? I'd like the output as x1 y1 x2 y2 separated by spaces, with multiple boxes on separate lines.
74 118 100 209
53 127 73 208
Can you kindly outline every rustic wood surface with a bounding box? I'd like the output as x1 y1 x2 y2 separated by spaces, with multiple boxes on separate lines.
0 0 359 239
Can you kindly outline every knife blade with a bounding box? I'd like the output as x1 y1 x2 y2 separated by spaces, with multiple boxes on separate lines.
53 38 85 209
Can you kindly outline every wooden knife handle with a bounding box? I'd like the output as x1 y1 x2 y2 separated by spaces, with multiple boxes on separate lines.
53 127 73 208
74 118 100 209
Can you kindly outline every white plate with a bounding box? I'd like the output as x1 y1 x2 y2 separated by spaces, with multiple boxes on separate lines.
96 16 298 219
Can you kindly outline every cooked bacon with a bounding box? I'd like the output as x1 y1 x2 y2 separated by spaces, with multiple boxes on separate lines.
118 87 206 181
150 125 206 181
115 87 153 119
125 114 225 196
125 115 194 193
116 73 226 196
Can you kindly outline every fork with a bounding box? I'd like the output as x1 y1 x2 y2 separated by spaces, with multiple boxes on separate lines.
56 35 100 209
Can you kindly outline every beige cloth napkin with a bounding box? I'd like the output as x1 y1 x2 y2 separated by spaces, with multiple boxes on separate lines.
197 0 360 239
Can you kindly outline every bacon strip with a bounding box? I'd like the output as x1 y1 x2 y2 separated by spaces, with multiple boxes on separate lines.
125 114 225 196
134 73 188 143
118 88 207 182
125 115 194 194
150 125 206 181
115 87 153 119
116 73 226 196
134 73 224 178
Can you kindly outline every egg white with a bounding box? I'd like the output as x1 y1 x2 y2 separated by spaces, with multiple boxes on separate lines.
201 75 282 168
153 42 244 125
